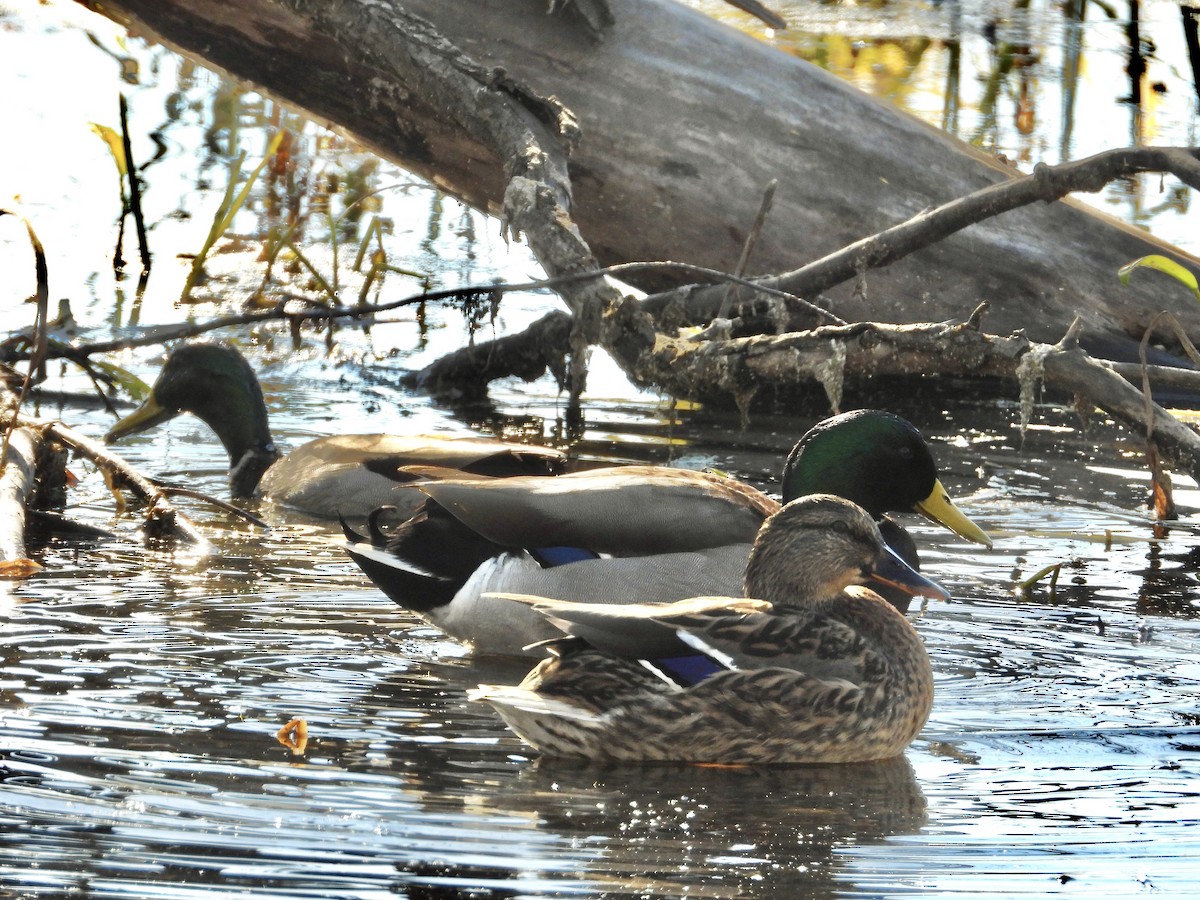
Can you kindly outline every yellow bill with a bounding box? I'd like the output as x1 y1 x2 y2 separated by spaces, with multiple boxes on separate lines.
914 478 992 549
104 392 174 443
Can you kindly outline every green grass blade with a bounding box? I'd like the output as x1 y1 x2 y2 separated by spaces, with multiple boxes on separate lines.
1118 254 1200 301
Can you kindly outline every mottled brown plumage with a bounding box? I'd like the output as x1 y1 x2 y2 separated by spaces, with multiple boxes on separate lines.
471 495 938 764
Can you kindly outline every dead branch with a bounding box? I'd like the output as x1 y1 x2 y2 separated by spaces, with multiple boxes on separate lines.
1106 361 1200 393
644 146 1200 329
3 370 255 553
0 208 50 471
773 146 1200 302
35 419 210 548
0 427 44 576
410 310 574 401
602 310 1200 483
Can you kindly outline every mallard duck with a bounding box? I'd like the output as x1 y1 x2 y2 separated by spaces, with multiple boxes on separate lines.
470 494 941 764
103 343 565 519
342 410 990 654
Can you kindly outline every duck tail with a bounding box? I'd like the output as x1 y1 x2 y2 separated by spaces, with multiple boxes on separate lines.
338 514 367 544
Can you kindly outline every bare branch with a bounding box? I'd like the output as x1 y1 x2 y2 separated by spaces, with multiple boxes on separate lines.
39 420 209 548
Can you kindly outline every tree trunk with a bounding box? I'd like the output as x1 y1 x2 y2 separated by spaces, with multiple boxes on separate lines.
75 0 1200 364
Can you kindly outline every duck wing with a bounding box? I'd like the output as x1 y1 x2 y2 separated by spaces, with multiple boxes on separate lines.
489 593 772 660
263 435 564 518
421 466 779 555
501 588 908 686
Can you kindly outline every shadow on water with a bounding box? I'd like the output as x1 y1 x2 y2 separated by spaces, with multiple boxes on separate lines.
4 0 1200 897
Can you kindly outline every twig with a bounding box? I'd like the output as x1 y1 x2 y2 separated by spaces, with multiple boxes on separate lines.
154 483 269 528
716 179 777 320
2 260 843 367
119 94 151 272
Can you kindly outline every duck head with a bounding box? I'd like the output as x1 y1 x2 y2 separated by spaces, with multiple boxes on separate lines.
744 494 950 606
104 343 280 498
781 409 991 549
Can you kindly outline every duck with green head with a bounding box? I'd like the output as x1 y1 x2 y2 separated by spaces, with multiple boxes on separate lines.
103 343 565 519
343 409 991 655
470 494 944 763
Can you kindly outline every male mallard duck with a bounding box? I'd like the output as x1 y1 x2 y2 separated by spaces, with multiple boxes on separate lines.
470 494 942 764
343 410 990 654
103 343 565 519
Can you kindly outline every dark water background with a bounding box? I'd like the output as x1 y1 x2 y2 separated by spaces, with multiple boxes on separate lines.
2 1 1200 897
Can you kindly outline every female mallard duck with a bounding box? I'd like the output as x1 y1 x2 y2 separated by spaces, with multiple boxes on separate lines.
470 494 942 764
343 410 990 654
103 343 565 519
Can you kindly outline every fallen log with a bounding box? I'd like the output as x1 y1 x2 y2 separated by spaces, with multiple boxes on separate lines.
56 0 1200 492
75 0 1200 364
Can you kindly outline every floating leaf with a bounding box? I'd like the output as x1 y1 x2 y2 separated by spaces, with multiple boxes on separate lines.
276 717 309 756
1118 254 1200 301
89 122 128 176
0 558 44 578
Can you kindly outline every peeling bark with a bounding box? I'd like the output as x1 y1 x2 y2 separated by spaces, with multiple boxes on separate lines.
610 310 1200 483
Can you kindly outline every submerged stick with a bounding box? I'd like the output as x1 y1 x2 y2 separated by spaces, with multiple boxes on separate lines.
38 420 209 548
155 483 268 528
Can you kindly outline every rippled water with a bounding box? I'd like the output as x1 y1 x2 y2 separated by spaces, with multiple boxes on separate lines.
4 1 1200 898
5 397 1200 897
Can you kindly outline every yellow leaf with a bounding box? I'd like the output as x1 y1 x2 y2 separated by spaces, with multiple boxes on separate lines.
1118 254 1200 301
276 717 309 756
0 558 44 578
89 123 127 177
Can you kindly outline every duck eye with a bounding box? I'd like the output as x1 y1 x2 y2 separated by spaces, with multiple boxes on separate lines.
858 564 873 581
